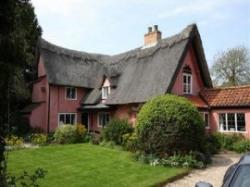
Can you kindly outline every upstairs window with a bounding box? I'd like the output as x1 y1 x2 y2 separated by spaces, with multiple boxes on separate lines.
66 87 77 100
102 86 110 99
219 113 246 132
183 65 192 94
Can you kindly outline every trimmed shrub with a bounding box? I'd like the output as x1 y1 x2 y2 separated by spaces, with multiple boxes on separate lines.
30 133 47 145
103 119 133 145
136 94 205 156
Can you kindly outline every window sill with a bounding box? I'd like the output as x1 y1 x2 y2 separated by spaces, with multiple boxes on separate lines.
66 98 77 100
219 130 247 134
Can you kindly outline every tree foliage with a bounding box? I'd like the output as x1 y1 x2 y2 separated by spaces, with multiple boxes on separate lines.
136 94 205 156
211 46 250 86
0 0 42 185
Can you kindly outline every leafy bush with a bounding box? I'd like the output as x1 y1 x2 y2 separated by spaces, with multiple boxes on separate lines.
213 132 245 150
30 133 47 146
75 124 87 143
5 135 24 149
232 140 250 153
103 119 133 145
136 94 205 156
54 124 87 144
122 133 138 152
205 134 221 154
7 168 47 187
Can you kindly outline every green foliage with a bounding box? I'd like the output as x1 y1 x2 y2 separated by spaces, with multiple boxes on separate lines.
7 168 47 187
161 153 204 169
5 135 24 149
232 140 250 153
30 133 47 146
204 134 221 154
103 119 133 145
122 133 138 152
135 152 204 169
136 94 205 156
53 124 87 144
213 132 245 150
75 124 87 143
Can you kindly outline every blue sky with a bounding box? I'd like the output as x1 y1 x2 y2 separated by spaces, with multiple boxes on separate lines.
32 0 249 67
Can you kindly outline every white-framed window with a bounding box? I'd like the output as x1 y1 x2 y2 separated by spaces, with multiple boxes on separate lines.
219 113 246 132
102 86 110 99
66 87 77 100
98 112 110 127
183 73 192 94
58 113 77 126
200 112 209 128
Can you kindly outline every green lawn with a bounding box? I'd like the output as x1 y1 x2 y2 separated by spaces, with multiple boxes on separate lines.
7 144 187 187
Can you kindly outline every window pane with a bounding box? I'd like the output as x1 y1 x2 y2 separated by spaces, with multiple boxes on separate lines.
70 114 75 125
65 114 70 124
59 114 65 124
66 88 71 98
228 113 235 131
204 113 209 127
219 113 226 131
71 88 76 99
237 113 245 131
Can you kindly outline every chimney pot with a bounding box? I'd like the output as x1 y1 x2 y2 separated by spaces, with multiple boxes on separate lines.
153 25 158 31
148 27 152 33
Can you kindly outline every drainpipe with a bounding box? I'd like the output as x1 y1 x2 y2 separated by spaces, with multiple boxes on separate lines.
47 84 50 134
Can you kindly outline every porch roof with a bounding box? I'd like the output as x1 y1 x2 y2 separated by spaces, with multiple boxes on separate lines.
79 103 110 110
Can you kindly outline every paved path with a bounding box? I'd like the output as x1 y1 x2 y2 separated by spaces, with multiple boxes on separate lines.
165 151 241 187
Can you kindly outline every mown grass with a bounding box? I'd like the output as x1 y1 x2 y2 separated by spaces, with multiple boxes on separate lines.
7 144 187 187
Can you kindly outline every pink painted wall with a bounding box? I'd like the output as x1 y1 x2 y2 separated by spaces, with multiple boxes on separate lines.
32 77 47 102
210 109 250 138
171 45 204 96
48 85 87 131
29 103 47 131
113 104 137 126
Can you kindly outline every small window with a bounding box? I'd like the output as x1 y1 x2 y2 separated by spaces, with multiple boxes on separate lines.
66 87 77 100
102 86 110 99
219 113 246 132
58 113 76 125
98 112 110 127
183 73 192 94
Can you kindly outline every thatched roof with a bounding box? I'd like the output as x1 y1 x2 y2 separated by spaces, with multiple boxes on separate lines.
38 24 212 105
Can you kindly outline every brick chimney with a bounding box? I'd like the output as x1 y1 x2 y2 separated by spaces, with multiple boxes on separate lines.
144 25 162 47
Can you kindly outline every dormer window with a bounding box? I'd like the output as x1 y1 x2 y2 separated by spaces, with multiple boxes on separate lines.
102 86 110 99
183 65 192 94
66 87 77 100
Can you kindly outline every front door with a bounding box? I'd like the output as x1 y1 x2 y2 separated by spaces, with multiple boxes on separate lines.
81 112 89 130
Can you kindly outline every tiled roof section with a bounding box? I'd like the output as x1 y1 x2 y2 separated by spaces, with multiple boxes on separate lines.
200 85 250 107
184 95 208 108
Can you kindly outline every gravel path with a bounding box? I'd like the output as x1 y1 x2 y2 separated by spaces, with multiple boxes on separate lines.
165 151 241 187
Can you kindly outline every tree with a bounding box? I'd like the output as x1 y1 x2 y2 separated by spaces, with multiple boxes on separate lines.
0 0 42 185
211 46 250 86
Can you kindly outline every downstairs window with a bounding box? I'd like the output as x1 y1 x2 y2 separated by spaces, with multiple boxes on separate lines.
219 113 246 132
58 113 76 126
98 112 110 127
